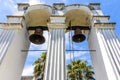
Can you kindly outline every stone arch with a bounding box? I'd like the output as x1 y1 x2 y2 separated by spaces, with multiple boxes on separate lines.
64 5 93 32
64 9 92 27
64 4 92 13
24 4 52 27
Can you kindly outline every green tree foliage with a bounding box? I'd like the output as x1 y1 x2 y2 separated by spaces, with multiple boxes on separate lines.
67 60 95 80
33 52 47 79
33 52 95 80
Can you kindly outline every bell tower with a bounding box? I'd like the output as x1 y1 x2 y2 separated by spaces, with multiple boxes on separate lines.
0 23 30 80
0 3 120 80
0 3 30 80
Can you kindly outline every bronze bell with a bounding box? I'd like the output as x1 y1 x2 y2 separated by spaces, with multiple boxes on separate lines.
29 28 45 44
37 78 41 80
72 28 86 42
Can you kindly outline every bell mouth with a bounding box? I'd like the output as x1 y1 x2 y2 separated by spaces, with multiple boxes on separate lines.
72 34 86 42
29 28 45 44
72 28 86 43
29 34 45 44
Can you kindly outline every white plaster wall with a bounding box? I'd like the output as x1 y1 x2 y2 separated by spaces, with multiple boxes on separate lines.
14 11 24 16
7 17 23 23
0 27 30 80
64 5 92 14
94 18 109 23
25 5 52 14
91 9 103 16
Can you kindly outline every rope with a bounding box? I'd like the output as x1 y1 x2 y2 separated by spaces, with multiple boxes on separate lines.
69 30 72 63
71 31 75 61
69 20 75 61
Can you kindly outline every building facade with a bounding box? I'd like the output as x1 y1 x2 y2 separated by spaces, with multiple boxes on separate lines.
0 3 120 80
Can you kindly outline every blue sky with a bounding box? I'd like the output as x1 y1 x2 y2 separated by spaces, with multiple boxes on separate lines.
0 0 120 76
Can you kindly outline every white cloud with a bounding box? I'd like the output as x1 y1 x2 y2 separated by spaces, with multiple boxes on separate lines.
4 0 16 11
22 65 34 76
29 0 45 5
0 0 18 22
66 51 87 61
62 0 67 3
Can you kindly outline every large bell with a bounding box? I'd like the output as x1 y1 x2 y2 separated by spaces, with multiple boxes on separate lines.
72 28 86 42
37 78 41 80
29 28 45 44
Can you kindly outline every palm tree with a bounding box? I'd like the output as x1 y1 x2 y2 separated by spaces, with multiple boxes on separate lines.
67 60 95 80
33 52 95 80
33 52 47 80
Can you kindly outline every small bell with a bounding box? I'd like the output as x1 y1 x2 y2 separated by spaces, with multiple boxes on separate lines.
29 28 45 44
72 28 86 42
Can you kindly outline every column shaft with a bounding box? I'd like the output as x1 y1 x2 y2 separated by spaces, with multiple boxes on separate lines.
44 28 66 80
0 27 30 80
0 30 15 64
88 28 120 80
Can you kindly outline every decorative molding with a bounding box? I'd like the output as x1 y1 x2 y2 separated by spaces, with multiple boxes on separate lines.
47 23 67 29
7 15 24 18
89 3 100 6
17 3 29 6
92 15 110 20
94 22 116 27
0 23 22 30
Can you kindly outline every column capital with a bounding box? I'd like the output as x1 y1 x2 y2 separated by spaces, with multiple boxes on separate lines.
93 22 116 30
50 15 66 23
47 23 67 30
0 23 22 30
47 15 67 30
92 15 110 20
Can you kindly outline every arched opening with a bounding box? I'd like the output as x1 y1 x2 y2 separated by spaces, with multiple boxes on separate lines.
25 9 51 27
64 9 92 29
64 7 95 80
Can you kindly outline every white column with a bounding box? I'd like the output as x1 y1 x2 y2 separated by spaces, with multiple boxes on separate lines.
44 16 66 80
0 30 15 64
88 27 120 80
0 26 30 80
44 28 66 80
101 30 120 79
